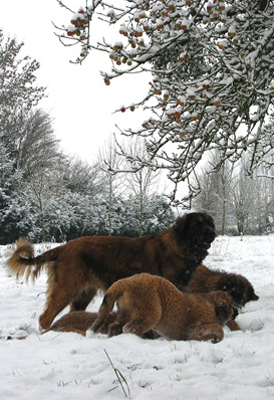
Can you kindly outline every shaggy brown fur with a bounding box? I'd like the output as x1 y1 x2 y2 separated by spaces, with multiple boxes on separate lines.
47 311 117 336
92 273 235 343
183 265 259 331
48 311 158 339
6 212 216 331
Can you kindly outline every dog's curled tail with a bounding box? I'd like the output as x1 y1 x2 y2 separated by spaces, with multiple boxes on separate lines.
7 238 45 283
91 289 118 333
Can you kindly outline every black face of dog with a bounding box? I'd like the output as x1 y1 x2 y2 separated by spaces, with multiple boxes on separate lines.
219 275 259 308
174 212 216 248
174 212 216 264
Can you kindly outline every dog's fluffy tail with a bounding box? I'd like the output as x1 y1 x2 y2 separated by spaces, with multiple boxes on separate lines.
6 237 57 283
92 289 119 333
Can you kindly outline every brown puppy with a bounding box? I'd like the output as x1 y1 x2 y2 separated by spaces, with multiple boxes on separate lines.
92 273 234 343
47 311 117 336
48 311 158 339
183 265 259 331
6 212 216 331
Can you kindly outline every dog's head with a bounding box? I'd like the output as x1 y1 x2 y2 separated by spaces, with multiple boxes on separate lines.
210 291 234 324
174 212 216 260
218 274 259 308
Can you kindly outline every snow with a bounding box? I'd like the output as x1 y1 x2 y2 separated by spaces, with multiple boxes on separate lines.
1 235 274 400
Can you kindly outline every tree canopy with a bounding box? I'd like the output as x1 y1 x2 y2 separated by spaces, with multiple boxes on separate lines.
56 0 274 205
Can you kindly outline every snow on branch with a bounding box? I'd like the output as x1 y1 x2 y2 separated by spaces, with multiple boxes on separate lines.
54 0 274 204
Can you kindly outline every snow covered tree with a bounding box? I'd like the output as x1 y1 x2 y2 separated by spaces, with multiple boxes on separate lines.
104 193 175 237
56 0 274 204
192 151 235 234
229 166 253 235
63 158 106 196
14 110 66 242
98 138 125 236
0 31 45 151
193 149 274 235
0 32 59 242
0 142 30 243
140 193 175 235
245 156 274 234
14 109 60 175
124 137 162 236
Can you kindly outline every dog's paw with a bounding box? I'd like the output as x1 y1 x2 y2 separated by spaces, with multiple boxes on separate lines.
122 325 136 334
211 331 224 343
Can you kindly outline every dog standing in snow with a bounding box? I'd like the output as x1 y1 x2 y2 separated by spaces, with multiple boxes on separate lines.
7 212 216 331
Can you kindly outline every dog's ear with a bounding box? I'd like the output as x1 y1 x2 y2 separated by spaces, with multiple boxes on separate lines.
173 215 188 238
173 213 201 236
230 283 245 304
215 302 231 322
220 276 245 305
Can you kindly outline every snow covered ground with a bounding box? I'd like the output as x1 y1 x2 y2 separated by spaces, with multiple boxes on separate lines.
0 235 274 400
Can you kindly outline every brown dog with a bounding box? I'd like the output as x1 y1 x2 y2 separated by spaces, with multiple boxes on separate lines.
92 273 235 343
6 212 216 331
47 311 117 336
48 311 158 339
183 265 259 330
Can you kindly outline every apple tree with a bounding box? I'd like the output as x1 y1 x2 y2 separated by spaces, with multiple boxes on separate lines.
55 0 274 205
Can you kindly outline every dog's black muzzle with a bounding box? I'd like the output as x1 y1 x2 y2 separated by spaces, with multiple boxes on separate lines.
232 307 239 320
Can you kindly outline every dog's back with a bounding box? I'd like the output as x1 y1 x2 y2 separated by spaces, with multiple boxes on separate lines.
183 265 259 307
92 274 172 334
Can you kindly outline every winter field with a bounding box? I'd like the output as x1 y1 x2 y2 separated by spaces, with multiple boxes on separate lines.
0 235 274 400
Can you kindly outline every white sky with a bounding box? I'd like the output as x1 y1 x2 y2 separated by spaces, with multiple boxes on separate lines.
1 0 150 163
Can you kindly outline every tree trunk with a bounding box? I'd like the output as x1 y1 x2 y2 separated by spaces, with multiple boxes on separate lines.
38 195 45 242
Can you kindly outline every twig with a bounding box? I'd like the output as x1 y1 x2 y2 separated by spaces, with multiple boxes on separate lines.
104 349 131 398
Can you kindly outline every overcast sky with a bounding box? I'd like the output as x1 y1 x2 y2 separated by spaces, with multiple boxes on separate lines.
1 0 150 163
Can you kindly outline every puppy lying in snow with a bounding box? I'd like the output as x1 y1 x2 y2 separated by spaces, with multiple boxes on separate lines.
183 265 259 331
48 311 116 336
48 311 158 339
91 273 236 343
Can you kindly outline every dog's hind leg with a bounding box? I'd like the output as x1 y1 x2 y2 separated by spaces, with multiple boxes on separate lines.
107 321 124 337
186 323 224 343
39 271 90 331
39 284 76 331
107 310 128 337
122 318 155 337
122 306 161 337
70 287 97 312
92 292 117 333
